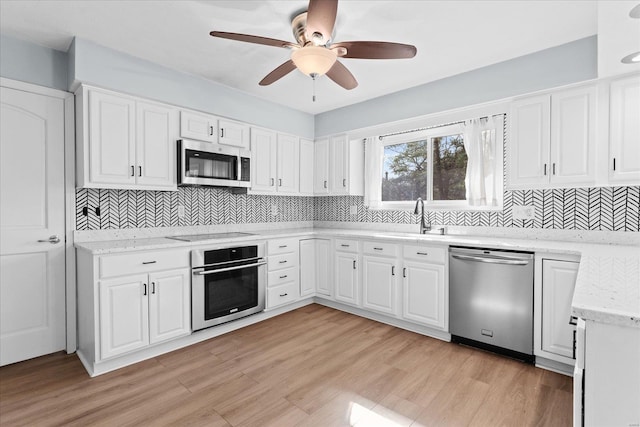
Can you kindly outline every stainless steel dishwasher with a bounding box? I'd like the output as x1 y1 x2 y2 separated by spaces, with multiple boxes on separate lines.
449 246 534 362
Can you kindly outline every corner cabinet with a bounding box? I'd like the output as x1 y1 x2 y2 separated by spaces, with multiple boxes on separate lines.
300 238 332 298
508 85 596 189
609 74 640 184
76 247 191 370
75 86 178 191
314 135 364 196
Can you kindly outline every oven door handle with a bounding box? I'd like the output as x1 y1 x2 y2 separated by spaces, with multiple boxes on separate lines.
193 260 266 275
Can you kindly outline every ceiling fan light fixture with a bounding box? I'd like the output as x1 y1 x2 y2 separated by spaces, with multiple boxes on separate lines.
291 46 337 76
621 51 640 64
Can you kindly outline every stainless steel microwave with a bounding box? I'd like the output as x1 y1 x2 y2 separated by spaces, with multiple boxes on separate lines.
178 139 250 188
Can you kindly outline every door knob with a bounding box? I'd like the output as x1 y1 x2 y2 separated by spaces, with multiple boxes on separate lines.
38 235 60 244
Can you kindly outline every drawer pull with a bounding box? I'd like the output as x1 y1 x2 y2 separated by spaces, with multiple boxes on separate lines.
279 293 288 297
142 261 157 265
341 244 350 247
279 275 288 279
279 260 287 264
278 245 288 248
373 247 383 251
416 252 428 256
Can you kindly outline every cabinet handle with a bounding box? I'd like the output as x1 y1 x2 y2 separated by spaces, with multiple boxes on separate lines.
138 166 142 177
279 260 287 264
353 260 356 269
324 180 327 189
279 293 288 297
131 165 135 176
416 252 428 256
279 245 288 248
374 247 383 251
151 282 156 294
572 329 577 359
543 164 547 176
209 126 214 136
391 266 395 276
569 315 578 326
279 178 282 186
279 275 288 279
341 244 350 247
552 163 556 175
220 128 224 138
403 267 406 278
142 261 157 265
343 179 346 187
271 178 275 186
613 157 616 171
143 283 147 296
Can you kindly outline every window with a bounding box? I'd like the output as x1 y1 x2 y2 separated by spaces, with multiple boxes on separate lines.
365 115 504 210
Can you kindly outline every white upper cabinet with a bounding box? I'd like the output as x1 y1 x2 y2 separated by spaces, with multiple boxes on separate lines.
250 127 278 192
314 135 364 196
276 133 300 194
179 110 217 143
218 119 250 149
508 85 597 189
299 138 315 195
77 86 177 191
609 75 640 184
136 101 177 189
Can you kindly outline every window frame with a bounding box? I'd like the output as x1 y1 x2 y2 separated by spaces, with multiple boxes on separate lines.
378 122 470 210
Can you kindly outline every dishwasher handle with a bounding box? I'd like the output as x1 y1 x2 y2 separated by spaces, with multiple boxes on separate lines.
451 253 530 266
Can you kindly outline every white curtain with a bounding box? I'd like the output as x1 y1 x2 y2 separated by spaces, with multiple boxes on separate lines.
463 115 503 207
363 136 383 208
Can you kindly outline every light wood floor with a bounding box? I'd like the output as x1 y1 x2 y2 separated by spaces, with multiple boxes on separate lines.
0 304 573 426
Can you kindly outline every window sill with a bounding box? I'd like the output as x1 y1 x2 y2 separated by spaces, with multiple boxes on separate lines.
368 202 503 212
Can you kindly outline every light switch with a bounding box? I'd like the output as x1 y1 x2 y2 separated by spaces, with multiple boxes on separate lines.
512 205 535 220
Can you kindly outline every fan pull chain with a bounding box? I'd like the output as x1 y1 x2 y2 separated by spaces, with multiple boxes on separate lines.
312 74 317 102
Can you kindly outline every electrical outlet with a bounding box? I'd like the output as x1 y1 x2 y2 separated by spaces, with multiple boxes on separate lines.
350 205 358 215
271 205 278 216
513 205 535 220
177 205 185 219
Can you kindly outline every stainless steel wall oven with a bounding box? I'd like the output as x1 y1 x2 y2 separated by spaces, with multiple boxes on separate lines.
191 244 266 331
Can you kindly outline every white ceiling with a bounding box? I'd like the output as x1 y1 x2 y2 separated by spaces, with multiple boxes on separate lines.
0 0 598 114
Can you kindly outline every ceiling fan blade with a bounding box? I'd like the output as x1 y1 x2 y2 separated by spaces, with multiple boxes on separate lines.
305 0 338 44
326 60 357 90
259 60 297 86
210 31 297 49
332 41 417 59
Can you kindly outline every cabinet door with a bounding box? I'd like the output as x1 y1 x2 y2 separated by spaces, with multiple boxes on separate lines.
136 101 177 189
550 86 596 185
329 134 349 194
299 138 315 195
362 255 396 315
250 128 277 192
148 268 190 344
314 138 330 194
99 274 149 359
180 110 216 143
402 261 445 329
277 133 299 194
316 239 332 296
508 95 550 189
218 119 250 149
609 75 640 183
335 252 359 305
88 90 136 185
542 259 578 359
299 239 316 297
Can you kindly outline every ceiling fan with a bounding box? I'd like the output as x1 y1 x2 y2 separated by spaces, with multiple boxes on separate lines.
209 0 417 90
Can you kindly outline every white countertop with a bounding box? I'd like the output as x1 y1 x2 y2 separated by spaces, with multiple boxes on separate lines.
74 227 640 329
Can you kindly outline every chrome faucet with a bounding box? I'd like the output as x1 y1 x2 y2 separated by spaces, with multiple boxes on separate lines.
414 197 431 234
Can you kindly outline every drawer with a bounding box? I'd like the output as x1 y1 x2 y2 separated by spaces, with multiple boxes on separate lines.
362 241 398 257
268 238 298 255
268 267 298 288
99 249 190 278
267 282 299 309
268 252 298 271
335 238 359 253
403 245 446 264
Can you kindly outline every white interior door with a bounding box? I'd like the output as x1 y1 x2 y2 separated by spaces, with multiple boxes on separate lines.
0 86 66 366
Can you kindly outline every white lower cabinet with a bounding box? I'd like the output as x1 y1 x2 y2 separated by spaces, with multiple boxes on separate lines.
266 238 300 309
361 242 399 316
335 252 359 306
315 239 332 297
402 260 446 329
99 268 190 360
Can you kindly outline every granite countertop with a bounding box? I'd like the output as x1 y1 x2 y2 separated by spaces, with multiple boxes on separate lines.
74 227 640 329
